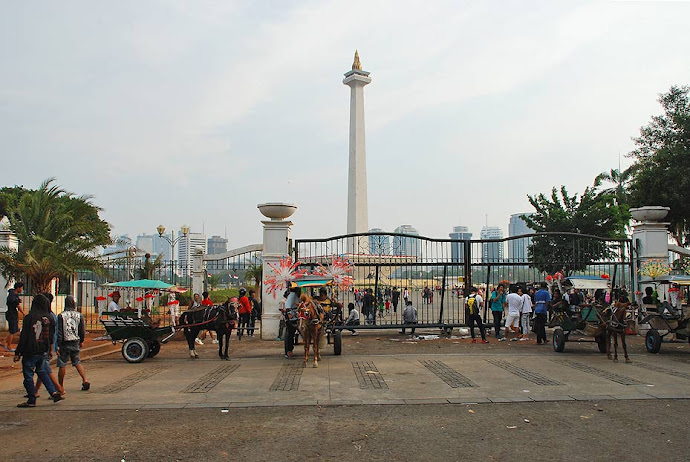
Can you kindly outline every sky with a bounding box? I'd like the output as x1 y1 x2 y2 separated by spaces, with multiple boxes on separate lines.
1 0 689 249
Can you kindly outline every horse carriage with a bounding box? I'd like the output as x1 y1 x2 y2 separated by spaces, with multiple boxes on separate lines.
550 276 632 361
287 276 346 357
639 275 690 354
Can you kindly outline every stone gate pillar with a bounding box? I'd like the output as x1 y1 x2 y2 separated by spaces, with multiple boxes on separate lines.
630 206 671 301
258 203 296 340
191 247 205 297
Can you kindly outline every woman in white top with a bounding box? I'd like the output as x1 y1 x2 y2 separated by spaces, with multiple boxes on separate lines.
519 287 533 341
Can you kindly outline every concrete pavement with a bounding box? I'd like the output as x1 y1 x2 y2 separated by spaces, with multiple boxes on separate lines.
2 347 689 411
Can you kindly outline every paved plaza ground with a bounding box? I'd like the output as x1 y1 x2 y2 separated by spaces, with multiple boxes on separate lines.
2 330 690 460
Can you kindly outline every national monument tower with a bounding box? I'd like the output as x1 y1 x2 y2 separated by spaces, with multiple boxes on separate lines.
343 51 371 235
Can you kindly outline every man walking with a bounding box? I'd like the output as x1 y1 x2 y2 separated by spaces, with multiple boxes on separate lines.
534 282 552 345
14 294 62 407
2 282 24 351
392 287 400 313
489 284 506 339
56 295 90 391
465 287 488 343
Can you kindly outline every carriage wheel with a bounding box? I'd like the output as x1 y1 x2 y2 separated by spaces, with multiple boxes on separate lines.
333 330 342 356
645 329 662 354
553 329 566 353
122 337 149 363
595 335 607 353
147 340 161 358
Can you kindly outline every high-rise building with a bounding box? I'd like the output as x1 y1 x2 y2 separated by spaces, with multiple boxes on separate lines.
480 226 504 263
152 233 172 261
449 225 472 263
392 225 421 257
178 232 207 276
102 234 131 256
135 234 155 255
508 213 534 262
368 228 390 255
207 235 229 272
207 235 228 255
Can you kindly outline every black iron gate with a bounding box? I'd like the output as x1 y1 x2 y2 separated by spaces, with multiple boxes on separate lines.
294 232 633 331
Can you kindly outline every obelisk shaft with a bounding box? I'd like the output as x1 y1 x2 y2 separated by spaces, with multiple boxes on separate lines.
343 52 371 235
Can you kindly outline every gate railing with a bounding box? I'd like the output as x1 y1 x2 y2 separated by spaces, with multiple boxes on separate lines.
295 232 633 330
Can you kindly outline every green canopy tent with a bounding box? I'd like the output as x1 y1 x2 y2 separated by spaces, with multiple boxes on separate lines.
103 279 176 290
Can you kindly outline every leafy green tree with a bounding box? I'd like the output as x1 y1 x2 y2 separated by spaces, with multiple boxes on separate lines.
628 85 690 245
0 179 111 292
522 186 629 275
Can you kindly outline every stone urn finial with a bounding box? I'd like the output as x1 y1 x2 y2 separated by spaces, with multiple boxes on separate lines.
629 206 670 222
257 203 297 221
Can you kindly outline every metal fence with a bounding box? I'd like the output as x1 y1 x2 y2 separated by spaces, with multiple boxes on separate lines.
294 232 634 330
70 249 262 331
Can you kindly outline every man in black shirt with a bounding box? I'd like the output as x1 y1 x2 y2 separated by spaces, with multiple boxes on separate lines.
3 282 24 351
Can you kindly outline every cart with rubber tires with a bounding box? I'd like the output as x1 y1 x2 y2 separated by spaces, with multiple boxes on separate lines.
101 312 174 363
640 305 690 354
549 276 613 354
550 304 608 353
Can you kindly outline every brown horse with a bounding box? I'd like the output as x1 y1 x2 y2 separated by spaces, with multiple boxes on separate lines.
298 294 324 368
605 299 631 363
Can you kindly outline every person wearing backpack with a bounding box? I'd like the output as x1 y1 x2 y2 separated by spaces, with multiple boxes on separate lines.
56 295 90 391
13 294 63 407
465 287 488 343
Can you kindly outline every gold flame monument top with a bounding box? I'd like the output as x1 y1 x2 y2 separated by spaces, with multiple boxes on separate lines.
352 50 362 70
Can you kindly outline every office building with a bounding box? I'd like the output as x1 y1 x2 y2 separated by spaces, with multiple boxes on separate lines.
178 232 207 276
207 235 229 271
449 225 472 263
368 228 390 255
480 226 504 263
392 225 421 257
135 234 155 255
508 213 534 262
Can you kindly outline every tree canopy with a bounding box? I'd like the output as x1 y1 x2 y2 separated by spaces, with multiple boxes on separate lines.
0 179 111 292
522 186 629 275
628 85 690 245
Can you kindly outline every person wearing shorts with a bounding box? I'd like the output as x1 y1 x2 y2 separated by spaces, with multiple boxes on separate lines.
56 296 89 391
505 286 523 341
519 287 533 341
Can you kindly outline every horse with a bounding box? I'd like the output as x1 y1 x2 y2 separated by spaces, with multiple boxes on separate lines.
604 299 631 363
297 294 324 368
179 299 237 360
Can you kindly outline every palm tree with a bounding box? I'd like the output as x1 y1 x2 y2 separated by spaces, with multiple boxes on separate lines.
244 261 263 291
594 167 633 206
0 179 111 292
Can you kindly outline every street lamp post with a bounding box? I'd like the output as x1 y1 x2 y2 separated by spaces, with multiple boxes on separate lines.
157 224 190 285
